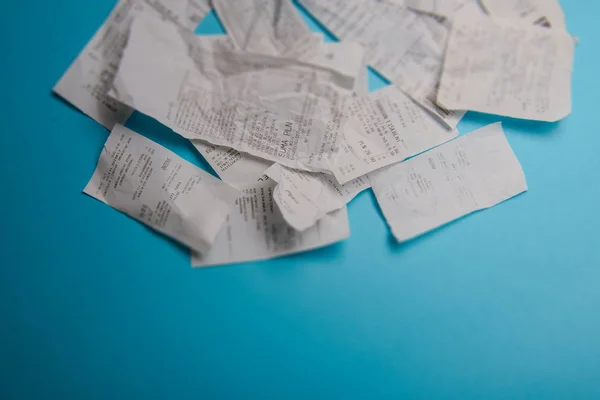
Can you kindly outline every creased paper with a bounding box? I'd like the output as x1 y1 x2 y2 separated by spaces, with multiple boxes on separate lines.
84 124 239 253
265 163 369 231
53 0 210 129
370 123 528 243
189 38 368 189
332 85 458 184
437 19 575 122
299 0 466 129
213 0 313 56
298 1 424 86
110 11 354 174
191 179 350 267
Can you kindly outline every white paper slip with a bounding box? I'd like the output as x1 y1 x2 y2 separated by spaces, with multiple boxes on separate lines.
53 0 210 129
370 123 528 243
437 19 575 122
212 0 313 56
480 0 567 30
110 11 353 174
386 13 466 130
191 179 351 267
265 164 369 231
298 0 423 88
332 85 458 184
84 124 239 254
298 0 464 129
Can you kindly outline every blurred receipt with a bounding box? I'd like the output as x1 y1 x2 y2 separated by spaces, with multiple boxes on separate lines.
437 19 575 122
370 123 528 243
85 124 239 254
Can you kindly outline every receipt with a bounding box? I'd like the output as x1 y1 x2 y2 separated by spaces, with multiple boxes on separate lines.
53 0 210 129
191 179 350 267
265 163 369 231
299 0 464 129
190 38 368 190
437 19 575 122
84 124 239 254
480 0 566 30
370 123 528 243
212 0 313 55
298 0 423 87
332 85 458 184
110 11 353 174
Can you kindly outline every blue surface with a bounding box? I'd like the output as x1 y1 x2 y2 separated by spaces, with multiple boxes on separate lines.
1 1 599 398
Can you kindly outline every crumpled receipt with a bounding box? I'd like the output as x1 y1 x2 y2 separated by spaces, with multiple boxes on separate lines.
212 0 313 56
437 19 575 122
298 0 422 89
191 179 350 267
84 124 239 254
299 0 465 130
189 37 369 190
110 11 354 174
53 0 210 129
265 163 369 231
370 123 528 243
332 85 458 185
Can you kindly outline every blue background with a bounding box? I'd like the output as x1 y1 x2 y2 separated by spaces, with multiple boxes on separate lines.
1 1 599 398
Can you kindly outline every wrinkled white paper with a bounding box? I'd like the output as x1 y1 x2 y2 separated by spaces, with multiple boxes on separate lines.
84 124 239 253
298 0 424 86
265 163 369 231
437 19 575 122
212 0 313 55
299 0 464 129
370 123 528 242
332 85 458 184
480 0 566 30
110 12 354 174
53 0 210 129
190 38 368 189
191 179 350 267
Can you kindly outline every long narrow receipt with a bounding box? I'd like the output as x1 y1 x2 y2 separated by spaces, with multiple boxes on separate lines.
265 164 369 231
191 180 350 267
370 123 528 243
212 0 313 55
332 85 458 185
84 124 239 254
110 12 352 174
53 0 210 129
437 19 575 122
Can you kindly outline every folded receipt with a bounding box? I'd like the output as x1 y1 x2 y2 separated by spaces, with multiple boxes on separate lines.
84 124 239 254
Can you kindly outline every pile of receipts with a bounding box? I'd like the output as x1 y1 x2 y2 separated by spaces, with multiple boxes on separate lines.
54 0 575 267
